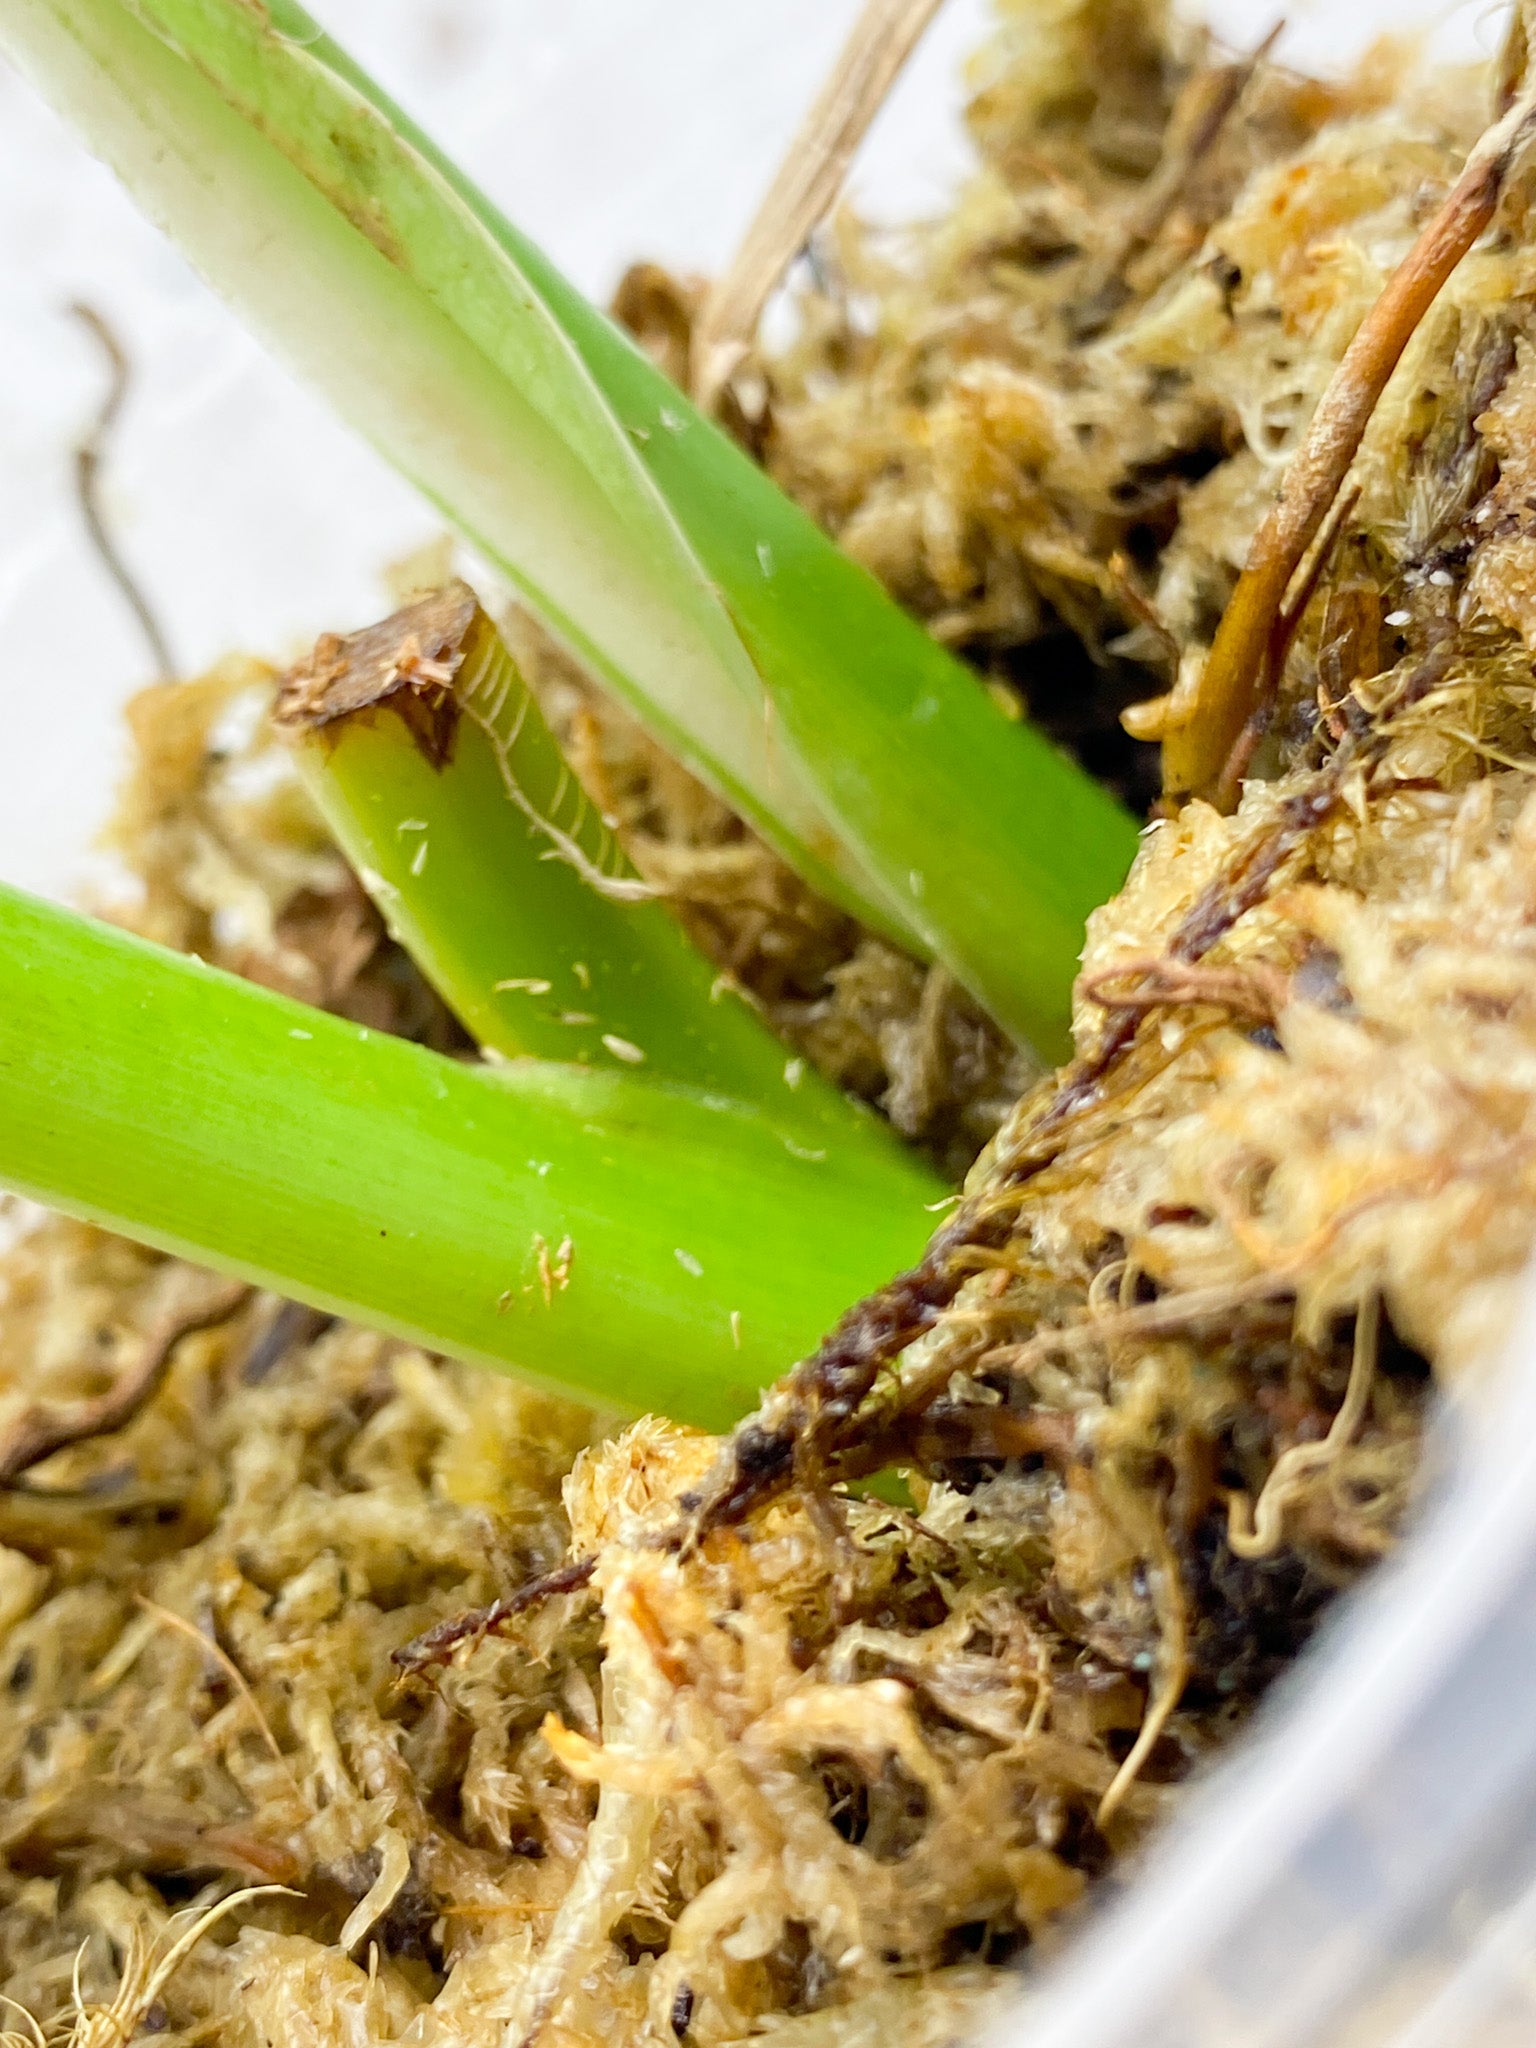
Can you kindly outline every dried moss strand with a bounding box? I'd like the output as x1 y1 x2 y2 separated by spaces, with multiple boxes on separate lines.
1497 0 1536 115
132 1596 293 1780
1074 26 1277 336
505 1580 667 2048
1160 80 1536 806
980 1275 1296 1379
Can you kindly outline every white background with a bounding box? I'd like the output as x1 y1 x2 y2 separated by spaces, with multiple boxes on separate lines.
0 0 1489 900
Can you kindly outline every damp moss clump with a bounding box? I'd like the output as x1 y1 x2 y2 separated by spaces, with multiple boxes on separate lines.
6 3 1536 2041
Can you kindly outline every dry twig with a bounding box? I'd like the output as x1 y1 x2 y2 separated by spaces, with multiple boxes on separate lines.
690 0 948 409
1142 80 1536 806
392 1554 598 1674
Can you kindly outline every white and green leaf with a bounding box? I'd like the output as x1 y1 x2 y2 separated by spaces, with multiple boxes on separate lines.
0 0 1140 1054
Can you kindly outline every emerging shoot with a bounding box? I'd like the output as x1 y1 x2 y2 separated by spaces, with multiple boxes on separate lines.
277 583 901 1148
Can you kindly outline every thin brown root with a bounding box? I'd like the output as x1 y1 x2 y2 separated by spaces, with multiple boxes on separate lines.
69 303 177 679
1078 956 1291 1022
1154 81 1536 806
1227 1290 1381 1558
0 1280 250 1484
980 1275 1296 1380
690 0 948 409
392 1554 598 1674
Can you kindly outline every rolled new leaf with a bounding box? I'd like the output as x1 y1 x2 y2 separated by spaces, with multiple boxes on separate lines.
0 0 1140 1055
276 583 897 1148
0 885 942 1432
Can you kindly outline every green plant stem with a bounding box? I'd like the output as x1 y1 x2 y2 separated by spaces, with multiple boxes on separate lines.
0 0 1140 1056
278 583 883 1146
0 885 941 1431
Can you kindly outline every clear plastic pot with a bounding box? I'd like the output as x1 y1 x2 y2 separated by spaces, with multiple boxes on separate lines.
992 1303 1536 2046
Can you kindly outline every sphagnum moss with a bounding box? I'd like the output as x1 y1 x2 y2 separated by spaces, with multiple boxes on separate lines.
5 3 1536 2045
